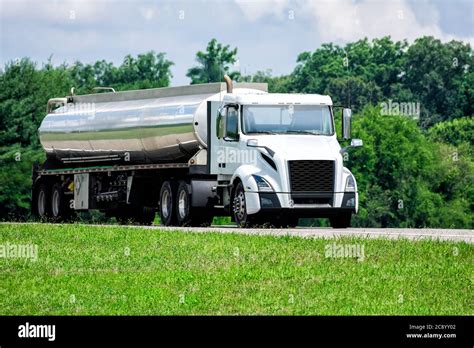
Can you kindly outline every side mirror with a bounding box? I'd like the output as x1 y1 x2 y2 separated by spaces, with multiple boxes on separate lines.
342 108 352 140
351 139 363 147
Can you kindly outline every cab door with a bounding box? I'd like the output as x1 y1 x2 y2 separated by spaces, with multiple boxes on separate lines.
216 104 241 176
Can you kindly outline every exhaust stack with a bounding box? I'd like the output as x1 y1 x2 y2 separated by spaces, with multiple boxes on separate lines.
223 74 233 94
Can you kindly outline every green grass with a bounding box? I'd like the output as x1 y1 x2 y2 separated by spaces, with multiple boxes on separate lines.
0 223 472 315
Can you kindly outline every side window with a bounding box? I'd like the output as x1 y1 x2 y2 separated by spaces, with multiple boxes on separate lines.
225 106 239 140
216 107 225 139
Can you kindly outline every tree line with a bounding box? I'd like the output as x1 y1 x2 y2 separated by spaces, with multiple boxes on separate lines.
0 36 472 227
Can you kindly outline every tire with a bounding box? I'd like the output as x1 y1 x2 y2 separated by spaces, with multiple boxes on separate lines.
34 182 52 220
176 181 191 226
159 181 176 226
330 213 352 228
51 183 75 222
176 181 214 227
232 181 258 228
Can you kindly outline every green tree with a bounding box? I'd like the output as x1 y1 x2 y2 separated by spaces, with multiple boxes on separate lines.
186 39 240 84
69 51 173 93
239 69 292 93
0 53 174 219
427 116 474 147
349 106 472 228
115 52 173 90
402 37 473 127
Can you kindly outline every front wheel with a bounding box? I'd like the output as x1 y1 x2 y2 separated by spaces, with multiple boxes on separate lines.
329 213 352 228
232 182 258 228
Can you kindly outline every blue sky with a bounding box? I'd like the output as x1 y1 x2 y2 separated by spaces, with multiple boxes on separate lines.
1 0 473 85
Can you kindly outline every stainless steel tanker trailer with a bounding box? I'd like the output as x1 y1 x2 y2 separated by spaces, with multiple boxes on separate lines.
32 77 363 227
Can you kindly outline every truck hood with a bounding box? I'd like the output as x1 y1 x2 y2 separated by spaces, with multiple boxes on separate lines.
251 135 341 161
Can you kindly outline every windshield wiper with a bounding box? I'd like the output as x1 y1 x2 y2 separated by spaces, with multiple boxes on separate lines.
283 130 321 135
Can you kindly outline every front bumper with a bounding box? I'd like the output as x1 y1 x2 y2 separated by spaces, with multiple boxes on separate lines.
245 191 357 216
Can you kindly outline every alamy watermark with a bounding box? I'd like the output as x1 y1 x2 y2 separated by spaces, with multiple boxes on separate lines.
325 242 365 262
380 99 420 119
217 148 257 164
0 242 38 262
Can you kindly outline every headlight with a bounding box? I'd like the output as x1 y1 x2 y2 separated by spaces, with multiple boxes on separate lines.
345 175 356 192
252 175 274 192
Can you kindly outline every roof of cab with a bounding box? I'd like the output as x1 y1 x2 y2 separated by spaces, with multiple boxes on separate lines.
223 92 332 106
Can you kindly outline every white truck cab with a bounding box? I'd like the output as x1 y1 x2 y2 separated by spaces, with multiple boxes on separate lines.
212 79 362 228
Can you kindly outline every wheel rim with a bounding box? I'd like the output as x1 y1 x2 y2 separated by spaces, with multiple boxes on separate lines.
38 190 46 217
161 190 170 219
178 190 187 219
52 190 60 217
233 189 246 222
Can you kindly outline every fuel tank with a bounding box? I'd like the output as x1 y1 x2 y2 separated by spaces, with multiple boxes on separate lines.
39 83 267 165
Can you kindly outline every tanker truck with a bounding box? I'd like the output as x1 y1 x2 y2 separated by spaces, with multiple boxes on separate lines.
32 76 362 228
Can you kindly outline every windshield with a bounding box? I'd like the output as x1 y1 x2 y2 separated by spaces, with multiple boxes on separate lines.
242 105 334 135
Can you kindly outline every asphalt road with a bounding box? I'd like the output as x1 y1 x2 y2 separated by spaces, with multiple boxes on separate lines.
141 225 474 243
2 223 472 243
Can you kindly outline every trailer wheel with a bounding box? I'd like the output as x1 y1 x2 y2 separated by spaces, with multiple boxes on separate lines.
34 182 51 220
329 213 352 228
159 181 176 226
232 181 258 228
51 183 75 222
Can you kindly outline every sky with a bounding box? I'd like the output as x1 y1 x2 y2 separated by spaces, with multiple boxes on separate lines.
1 0 473 85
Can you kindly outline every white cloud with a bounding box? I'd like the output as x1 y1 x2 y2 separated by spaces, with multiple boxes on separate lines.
1 0 111 24
1 0 472 85
139 6 157 21
234 0 290 21
234 0 474 45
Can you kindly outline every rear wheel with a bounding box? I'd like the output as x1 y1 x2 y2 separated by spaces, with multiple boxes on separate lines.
51 183 75 222
176 181 214 227
34 182 51 220
330 213 352 228
159 181 176 226
176 181 191 226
